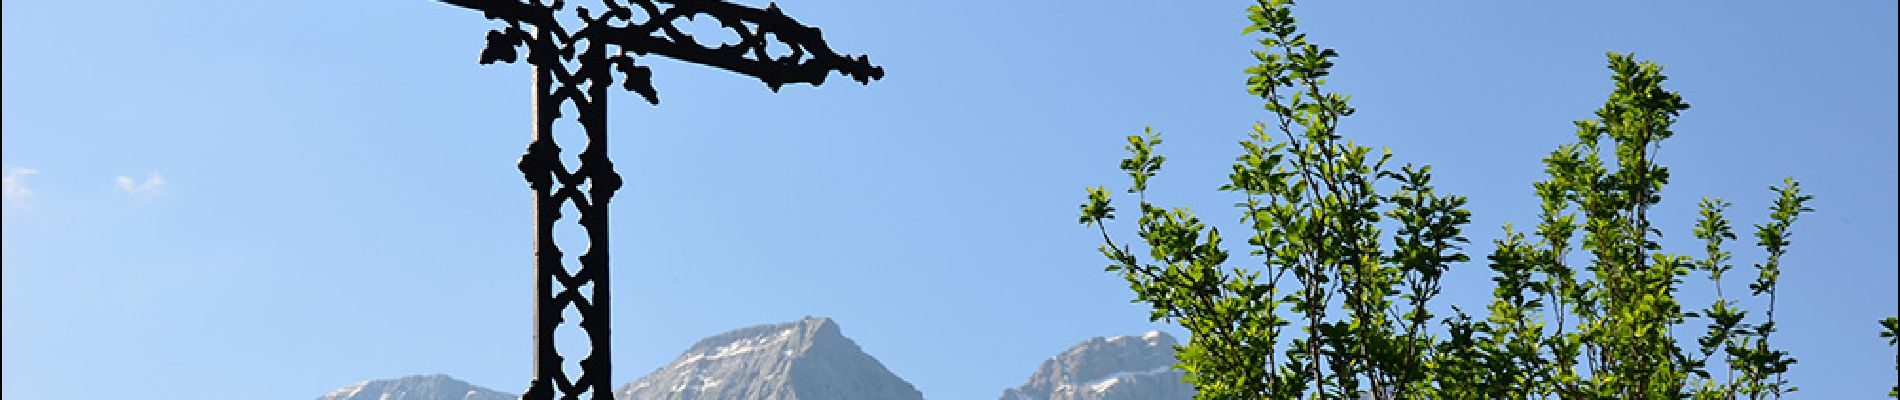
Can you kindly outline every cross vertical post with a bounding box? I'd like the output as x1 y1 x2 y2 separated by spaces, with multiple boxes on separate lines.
432 1 882 399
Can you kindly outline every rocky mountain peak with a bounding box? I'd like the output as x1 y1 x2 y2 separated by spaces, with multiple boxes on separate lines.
999 330 1194 400
616 316 922 400
317 374 513 400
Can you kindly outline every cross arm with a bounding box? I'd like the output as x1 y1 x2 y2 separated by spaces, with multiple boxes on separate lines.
438 0 883 95
591 0 884 91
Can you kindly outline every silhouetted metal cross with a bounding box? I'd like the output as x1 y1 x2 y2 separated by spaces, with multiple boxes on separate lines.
432 1 881 398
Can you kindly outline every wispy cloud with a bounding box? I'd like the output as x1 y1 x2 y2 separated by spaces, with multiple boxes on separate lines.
3 167 38 202
116 171 166 197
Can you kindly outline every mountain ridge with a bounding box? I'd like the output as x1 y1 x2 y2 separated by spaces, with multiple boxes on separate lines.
616 316 923 400
316 373 513 400
997 330 1194 400
313 320 1191 400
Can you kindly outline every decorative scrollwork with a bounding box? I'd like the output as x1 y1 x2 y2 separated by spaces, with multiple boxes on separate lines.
433 1 880 400
447 0 883 102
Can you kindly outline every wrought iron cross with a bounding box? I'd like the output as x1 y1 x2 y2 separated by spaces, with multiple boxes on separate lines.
432 1 881 399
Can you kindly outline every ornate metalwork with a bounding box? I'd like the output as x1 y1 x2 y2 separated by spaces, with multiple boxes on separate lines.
432 1 881 399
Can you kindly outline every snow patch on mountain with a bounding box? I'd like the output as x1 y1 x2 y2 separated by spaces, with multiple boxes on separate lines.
998 331 1195 400
617 316 923 400
315 374 513 400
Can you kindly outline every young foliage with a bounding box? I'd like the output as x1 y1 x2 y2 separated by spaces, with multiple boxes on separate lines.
1883 317 1899 398
1078 1 1826 399
1082 0 1470 397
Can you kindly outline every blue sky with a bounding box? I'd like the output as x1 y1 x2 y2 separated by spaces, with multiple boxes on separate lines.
3 1 1894 399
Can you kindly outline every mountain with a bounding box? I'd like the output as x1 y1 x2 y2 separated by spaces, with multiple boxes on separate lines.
317 374 514 400
615 316 924 400
998 331 1195 400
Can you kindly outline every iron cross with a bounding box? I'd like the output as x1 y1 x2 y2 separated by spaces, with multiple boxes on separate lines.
432 1 882 398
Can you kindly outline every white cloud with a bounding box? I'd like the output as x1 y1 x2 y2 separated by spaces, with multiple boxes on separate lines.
2 167 38 201
116 171 165 197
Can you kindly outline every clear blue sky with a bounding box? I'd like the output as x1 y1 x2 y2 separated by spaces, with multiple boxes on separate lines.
3 1 1894 399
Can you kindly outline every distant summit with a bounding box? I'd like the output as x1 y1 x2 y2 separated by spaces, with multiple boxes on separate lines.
998 331 1194 400
333 319 1233 400
318 374 513 400
316 318 919 400
616 316 924 400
